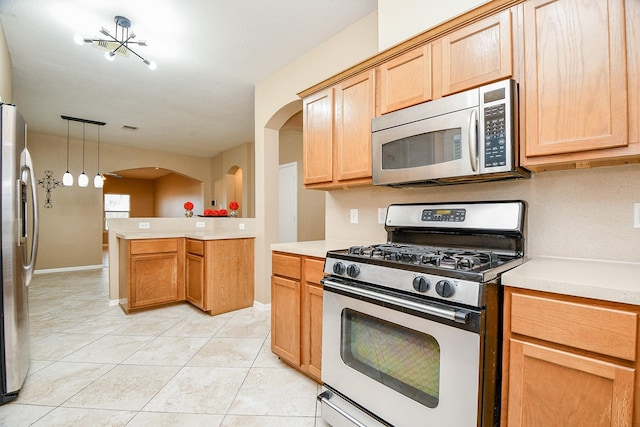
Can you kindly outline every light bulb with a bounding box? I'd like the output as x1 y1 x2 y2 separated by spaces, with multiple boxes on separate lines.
93 174 104 188
73 34 85 45
78 173 89 187
62 171 74 186
105 51 115 61
145 60 157 70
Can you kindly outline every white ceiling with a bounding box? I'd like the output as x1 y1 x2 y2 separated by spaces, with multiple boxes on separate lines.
0 0 377 158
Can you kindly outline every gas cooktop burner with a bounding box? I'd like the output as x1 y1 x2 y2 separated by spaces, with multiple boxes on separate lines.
347 244 501 271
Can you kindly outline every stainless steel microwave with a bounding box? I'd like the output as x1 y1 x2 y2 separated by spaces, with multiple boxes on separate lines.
372 79 530 187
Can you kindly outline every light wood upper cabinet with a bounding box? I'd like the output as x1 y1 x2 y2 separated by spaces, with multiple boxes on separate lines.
303 69 374 189
438 9 513 97
521 0 628 160
334 69 375 183
627 0 639 145
303 88 334 185
376 44 432 115
502 288 638 426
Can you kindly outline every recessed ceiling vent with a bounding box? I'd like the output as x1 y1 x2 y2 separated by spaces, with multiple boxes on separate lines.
122 125 138 131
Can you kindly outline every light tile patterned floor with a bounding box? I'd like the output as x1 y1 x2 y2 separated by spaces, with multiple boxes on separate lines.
0 268 330 426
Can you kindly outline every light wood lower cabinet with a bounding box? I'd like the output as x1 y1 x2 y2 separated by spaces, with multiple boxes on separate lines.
271 251 324 382
185 238 254 315
119 238 185 313
502 287 638 426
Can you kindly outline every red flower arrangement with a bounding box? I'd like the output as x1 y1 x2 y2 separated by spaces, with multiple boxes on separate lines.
203 209 228 217
229 201 239 210
184 201 194 211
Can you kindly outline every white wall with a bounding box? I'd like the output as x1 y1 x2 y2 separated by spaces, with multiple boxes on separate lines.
253 11 379 303
0 21 12 103
378 0 490 49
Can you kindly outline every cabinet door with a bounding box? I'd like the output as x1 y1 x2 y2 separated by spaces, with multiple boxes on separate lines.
303 88 334 185
208 239 254 315
628 0 639 145
334 69 375 183
302 282 323 382
522 0 627 157
439 10 512 96
377 44 432 114
130 253 180 309
271 275 301 366
507 339 634 426
186 253 205 310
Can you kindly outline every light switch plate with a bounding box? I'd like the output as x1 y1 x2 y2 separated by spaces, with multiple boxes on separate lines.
634 203 640 228
350 209 358 224
238 223 245 230
378 208 386 224
196 221 205 228
138 222 150 229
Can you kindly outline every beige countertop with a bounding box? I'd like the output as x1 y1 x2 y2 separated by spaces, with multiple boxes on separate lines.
503 256 640 305
271 239 378 259
116 231 255 240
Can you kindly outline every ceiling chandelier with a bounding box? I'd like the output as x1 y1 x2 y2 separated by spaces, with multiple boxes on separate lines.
75 16 157 70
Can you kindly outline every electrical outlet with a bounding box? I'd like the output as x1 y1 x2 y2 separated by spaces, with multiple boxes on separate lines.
634 203 640 228
138 222 150 229
350 209 358 224
238 223 245 230
196 221 205 228
378 208 387 224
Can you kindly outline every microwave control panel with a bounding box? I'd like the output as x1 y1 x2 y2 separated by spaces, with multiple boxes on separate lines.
483 104 507 167
479 80 514 173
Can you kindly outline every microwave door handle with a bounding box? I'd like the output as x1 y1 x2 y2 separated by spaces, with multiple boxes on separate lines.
469 108 478 172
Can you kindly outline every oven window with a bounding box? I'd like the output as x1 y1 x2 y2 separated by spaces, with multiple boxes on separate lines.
340 309 440 408
381 128 462 170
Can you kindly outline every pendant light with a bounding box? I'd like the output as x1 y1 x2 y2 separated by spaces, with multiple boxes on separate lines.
62 120 74 186
93 126 104 188
78 123 89 187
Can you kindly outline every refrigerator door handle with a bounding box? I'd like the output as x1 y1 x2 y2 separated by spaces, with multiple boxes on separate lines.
20 148 38 286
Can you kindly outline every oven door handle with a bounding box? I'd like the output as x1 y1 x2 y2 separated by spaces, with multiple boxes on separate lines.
323 279 470 324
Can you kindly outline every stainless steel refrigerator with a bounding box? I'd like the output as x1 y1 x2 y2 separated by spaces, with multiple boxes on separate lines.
0 103 38 404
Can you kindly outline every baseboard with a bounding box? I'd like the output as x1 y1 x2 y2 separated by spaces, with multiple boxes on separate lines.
253 301 271 310
34 264 105 274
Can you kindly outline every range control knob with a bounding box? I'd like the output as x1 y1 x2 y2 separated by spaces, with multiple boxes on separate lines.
412 276 430 293
435 280 455 298
346 264 360 278
332 262 346 275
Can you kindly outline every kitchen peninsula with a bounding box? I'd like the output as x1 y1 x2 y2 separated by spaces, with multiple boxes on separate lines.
107 218 256 315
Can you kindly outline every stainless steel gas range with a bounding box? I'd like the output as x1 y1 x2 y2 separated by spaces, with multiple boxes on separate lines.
318 201 526 427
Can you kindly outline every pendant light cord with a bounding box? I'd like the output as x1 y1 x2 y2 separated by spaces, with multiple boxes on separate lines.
66 120 70 170
97 126 100 170
82 123 85 172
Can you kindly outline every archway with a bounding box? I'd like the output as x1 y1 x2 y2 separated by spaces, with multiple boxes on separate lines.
225 166 243 217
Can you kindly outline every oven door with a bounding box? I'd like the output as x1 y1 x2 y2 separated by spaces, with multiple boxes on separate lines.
320 278 484 427
372 105 479 186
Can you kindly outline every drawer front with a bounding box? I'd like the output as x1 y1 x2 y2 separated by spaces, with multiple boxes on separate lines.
272 253 301 280
130 238 179 255
510 292 638 361
186 239 204 256
304 257 326 285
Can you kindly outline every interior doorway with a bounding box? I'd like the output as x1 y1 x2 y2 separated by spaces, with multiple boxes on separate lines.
278 162 297 242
